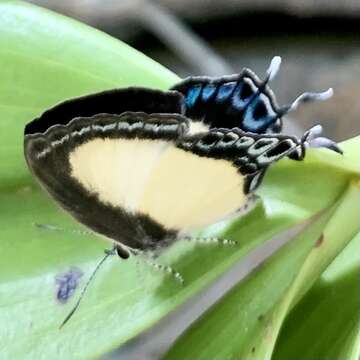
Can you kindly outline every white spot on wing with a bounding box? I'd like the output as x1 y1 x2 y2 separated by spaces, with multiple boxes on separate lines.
72 126 91 137
36 147 52 159
188 121 210 135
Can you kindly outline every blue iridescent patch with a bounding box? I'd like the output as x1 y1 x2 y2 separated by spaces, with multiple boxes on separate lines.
243 97 277 132
171 57 334 134
216 82 236 102
201 84 217 101
231 81 255 110
185 85 202 108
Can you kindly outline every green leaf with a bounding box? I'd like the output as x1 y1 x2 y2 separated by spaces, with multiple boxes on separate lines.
164 182 360 360
0 2 358 360
273 231 360 360
0 0 178 187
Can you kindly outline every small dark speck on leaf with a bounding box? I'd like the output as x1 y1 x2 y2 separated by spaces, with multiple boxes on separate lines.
251 347 256 353
258 314 264 321
315 233 324 248
55 267 83 304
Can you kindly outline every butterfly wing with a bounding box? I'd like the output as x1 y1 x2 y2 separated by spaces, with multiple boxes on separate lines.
171 70 283 134
25 89 186 251
25 111 190 251
24 88 303 252
138 127 304 233
25 87 184 135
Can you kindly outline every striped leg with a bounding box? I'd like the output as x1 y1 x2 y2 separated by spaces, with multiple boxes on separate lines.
182 236 237 246
34 222 94 236
130 248 184 285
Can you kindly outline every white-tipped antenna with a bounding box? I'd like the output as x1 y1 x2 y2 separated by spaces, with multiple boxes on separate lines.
266 56 282 82
302 124 343 154
305 124 323 141
59 248 115 329
285 88 333 113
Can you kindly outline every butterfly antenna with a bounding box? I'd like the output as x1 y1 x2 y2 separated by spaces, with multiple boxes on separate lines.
280 88 333 116
301 124 343 154
265 56 282 83
59 248 115 329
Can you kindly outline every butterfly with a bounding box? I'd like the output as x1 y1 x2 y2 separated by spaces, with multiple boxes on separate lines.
24 56 341 325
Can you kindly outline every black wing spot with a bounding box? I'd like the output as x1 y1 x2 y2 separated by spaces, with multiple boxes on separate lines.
253 100 267 120
253 138 275 150
200 132 222 146
266 140 292 157
240 81 254 100
236 136 254 147
222 133 238 143
268 118 282 134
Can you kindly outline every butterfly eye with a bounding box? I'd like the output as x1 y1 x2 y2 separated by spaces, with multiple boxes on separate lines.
115 246 130 259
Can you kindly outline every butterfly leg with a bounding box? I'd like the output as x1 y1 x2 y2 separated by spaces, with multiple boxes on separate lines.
182 236 237 246
148 260 184 285
131 249 184 285
33 222 94 236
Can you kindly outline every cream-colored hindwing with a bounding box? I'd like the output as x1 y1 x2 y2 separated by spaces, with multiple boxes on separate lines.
69 138 170 212
139 147 246 230
69 137 247 231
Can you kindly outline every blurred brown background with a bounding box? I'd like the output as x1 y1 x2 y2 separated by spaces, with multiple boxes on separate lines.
27 0 360 142
25 1 360 359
